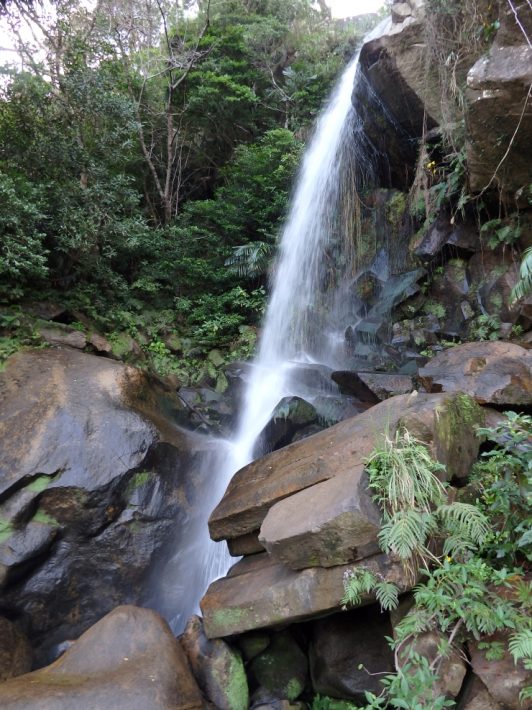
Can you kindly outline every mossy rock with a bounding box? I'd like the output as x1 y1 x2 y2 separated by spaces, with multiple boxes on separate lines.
250 631 308 702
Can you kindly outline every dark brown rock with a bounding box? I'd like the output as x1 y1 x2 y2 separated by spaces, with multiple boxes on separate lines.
0 606 205 709
418 341 532 405
309 605 395 702
331 371 380 402
200 552 413 639
0 617 32 682
258 467 381 569
180 615 248 710
0 348 204 664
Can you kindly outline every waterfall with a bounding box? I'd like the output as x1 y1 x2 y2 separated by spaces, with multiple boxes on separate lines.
156 44 382 633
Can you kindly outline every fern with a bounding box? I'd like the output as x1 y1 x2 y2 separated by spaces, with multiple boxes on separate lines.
341 568 378 608
375 581 400 611
511 246 532 302
509 629 532 665
378 509 435 560
437 503 489 547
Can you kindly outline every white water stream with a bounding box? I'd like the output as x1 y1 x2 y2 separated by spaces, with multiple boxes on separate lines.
163 46 381 632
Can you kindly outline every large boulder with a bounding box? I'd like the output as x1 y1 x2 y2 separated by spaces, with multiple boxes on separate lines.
0 606 205 709
0 348 209 664
208 393 485 543
466 0 532 195
309 605 395 702
180 615 248 710
418 341 532 405
200 552 413 639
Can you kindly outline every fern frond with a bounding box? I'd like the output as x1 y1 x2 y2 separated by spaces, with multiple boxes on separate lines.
341 568 377 608
509 629 532 664
511 246 532 303
379 509 434 559
437 503 489 548
375 581 400 611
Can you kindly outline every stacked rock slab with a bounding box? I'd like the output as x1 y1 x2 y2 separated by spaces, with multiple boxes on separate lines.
202 390 489 638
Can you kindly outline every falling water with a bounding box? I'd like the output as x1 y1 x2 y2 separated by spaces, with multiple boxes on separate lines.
157 43 384 632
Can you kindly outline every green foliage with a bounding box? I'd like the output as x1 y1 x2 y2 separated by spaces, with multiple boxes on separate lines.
480 215 522 249
342 413 532 709
471 411 532 564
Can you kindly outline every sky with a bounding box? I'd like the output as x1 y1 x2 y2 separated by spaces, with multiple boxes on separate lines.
328 0 385 17
0 0 387 66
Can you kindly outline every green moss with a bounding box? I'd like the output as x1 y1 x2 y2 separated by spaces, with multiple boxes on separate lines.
211 607 249 633
26 474 56 493
0 516 14 544
222 651 249 710
127 471 151 494
385 191 407 228
31 510 59 526
285 677 304 701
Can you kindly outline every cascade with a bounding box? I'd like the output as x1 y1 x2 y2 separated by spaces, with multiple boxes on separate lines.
156 41 384 633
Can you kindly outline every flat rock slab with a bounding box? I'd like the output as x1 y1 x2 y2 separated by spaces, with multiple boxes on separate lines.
259 467 381 569
418 341 532 405
0 605 206 709
209 393 477 542
200 552 411 639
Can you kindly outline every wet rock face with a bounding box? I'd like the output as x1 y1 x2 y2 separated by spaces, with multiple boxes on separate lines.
0 606 206 710
0 348 202 665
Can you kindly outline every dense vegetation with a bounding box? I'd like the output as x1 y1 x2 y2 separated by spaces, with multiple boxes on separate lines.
0 0 380 380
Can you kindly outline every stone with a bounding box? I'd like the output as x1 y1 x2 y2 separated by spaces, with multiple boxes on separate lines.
311 396 363 426
0 606 205 709
87 331 112 353
466 6 532 195
391 2 412 24
0 348 204 664
208 393 483 543
228 532 265 557
414 212 453 260
259 467 381 569
250 687 306 710
398 630 467 699
469 631 529 709
460 675 503 710
331 371 380 402
249 631 308 702
254 396 318 457
418 341 532 405
180 615 248 710
309 605 395 702
237 631 271 662
200 552 413 639
356 373 413 400
467 248 520 323
38 323 87 349
0 617 32 682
